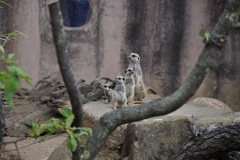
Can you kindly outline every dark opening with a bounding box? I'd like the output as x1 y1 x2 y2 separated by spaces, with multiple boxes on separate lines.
59 0 92 28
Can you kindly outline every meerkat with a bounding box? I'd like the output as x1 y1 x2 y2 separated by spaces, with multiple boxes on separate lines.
101 84 115 104
127 53 148 100
113 76 128 110
124 68 144 105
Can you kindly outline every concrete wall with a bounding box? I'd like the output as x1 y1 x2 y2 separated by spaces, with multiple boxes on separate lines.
2 0 240 111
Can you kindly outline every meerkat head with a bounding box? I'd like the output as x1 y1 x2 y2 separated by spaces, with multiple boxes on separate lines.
127 53 140 64
115 76 125 83
125 68 135 76
101 84 111 91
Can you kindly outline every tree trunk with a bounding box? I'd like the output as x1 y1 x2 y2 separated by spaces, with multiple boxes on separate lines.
48 2 83 160
0 91 5 156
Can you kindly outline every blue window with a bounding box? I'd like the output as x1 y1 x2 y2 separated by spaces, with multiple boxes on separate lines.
59 0 92 28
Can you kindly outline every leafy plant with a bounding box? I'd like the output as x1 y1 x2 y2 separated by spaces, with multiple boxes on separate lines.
30 107 92 152
0 31 32 109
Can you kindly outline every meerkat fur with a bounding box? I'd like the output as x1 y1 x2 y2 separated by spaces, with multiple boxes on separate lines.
101 84 113 104
124 68 144 105
113 76 128 110
127 53 148 100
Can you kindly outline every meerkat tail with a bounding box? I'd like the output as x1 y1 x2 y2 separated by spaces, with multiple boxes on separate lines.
128 100 144 105
146 87 158 95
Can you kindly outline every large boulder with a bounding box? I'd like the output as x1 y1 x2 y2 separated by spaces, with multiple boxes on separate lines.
121 98 233 160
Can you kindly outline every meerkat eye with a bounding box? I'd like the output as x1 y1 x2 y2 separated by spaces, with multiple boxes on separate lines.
128 69 131 72
132 55 136 58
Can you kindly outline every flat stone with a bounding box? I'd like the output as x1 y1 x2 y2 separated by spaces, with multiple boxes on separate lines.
1 134 68 160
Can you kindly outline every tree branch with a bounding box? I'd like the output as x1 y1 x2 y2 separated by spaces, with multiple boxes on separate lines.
174 123 240 160
48 3 83 160
80 1 240 159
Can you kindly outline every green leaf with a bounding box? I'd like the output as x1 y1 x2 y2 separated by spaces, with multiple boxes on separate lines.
73 131 89 141
81 127 93 137
6 53 15 63
204 32 211 42
0 72 7 81
7 65 33 86
67 137 77 151
6 73 20 94
61 107 73 119
0 82 5 89
40 133 52 142
0 45 5 59
31 122 40 137
4 86 15 109
65 115 74 128
199 27 206 37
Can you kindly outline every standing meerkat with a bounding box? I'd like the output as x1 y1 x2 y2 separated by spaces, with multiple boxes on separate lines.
113 76 128 110
127 53 148 100
124 68 144 105
101 84 114 104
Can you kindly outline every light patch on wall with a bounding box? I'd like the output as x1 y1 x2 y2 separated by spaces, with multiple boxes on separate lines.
59 0 93 30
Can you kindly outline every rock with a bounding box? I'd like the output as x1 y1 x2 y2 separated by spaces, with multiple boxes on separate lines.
121 98 233 160
84 94 161 159
1 134 68 160
187 97 232 112
22 107 56 127
47 139 72 160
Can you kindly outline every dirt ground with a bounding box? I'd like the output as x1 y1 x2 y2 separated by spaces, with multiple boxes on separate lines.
0 77 115 160
1 93 69 160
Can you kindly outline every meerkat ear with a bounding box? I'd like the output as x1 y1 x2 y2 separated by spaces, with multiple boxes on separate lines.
123 77 125 81
138 56 140 61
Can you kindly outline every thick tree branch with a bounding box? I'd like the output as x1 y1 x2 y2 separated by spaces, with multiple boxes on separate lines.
48 3 83 160
175 123 240 160
0 91 5 156
79 1 240 159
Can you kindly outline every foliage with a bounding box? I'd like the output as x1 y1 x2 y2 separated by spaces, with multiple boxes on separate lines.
30 107 92 152
199 27 211 43
0 31 32 109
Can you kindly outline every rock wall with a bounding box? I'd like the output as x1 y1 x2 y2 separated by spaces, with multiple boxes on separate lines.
1 0 240 110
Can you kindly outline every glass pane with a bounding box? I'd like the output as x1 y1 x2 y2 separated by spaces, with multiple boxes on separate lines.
59 0 92 28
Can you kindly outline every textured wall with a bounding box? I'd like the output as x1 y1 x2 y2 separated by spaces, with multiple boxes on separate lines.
2 0 240 111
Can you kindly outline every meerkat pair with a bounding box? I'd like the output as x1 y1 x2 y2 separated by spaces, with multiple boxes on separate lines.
101 76 127 110
127 53 148 100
